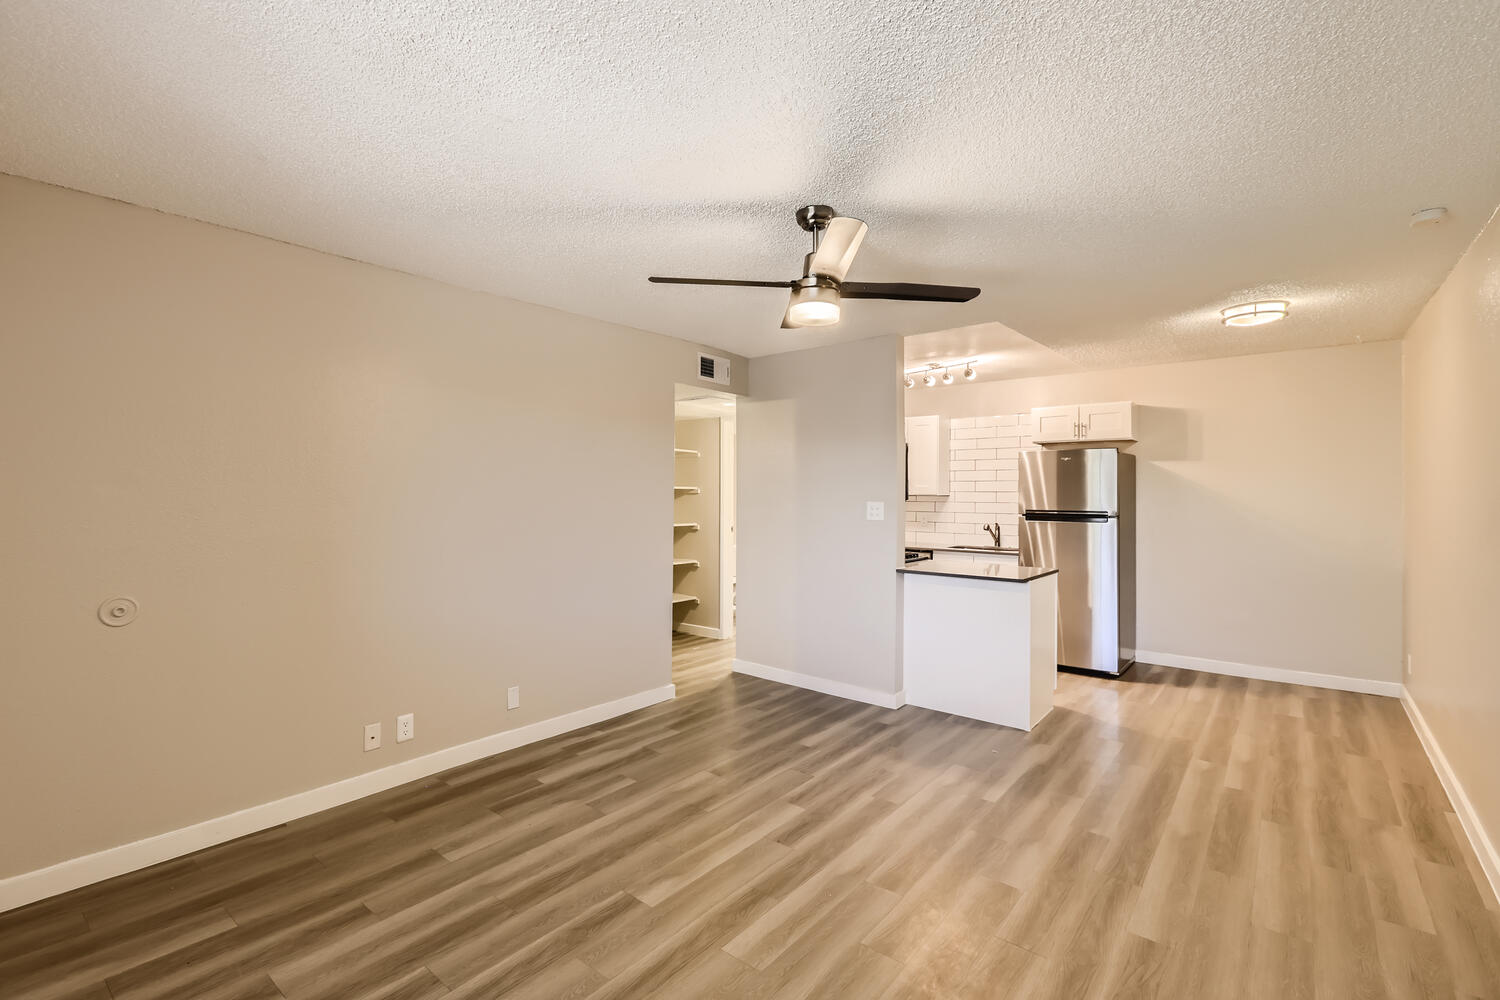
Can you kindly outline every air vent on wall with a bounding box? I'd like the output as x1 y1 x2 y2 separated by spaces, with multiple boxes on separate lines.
698 352 731 385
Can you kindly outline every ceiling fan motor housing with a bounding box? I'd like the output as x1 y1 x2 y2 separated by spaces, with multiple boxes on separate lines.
795 204 837 232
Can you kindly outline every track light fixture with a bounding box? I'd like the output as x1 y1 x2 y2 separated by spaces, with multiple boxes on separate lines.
902 358 980 388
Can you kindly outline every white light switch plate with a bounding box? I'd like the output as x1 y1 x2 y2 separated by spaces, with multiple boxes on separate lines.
866 501 885 521
507 686 520 710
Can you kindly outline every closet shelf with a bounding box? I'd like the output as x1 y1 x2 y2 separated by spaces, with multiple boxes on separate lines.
674 485 700 494
674 448 700 456
671 592 699 605
672 558 700 568
673 522 700 531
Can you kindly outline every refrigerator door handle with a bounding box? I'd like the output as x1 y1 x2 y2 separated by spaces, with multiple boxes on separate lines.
1023 510 1113 523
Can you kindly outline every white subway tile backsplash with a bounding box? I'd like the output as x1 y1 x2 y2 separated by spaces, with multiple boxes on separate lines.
914 531 957 546
906 412 1030 544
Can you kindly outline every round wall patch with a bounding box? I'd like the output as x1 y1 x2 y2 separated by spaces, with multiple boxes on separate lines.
98 597 138 627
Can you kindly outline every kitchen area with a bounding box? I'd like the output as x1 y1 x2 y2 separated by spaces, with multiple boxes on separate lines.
898 336 1138 731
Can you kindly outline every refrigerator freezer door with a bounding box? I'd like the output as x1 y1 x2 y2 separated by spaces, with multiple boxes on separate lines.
1020 514 1121 673
1019 448 1120 515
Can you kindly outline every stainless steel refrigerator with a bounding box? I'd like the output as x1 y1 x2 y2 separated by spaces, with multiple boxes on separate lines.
1019 448 1136 675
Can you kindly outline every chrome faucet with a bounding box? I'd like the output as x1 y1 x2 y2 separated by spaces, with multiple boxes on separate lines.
982 523 1002 547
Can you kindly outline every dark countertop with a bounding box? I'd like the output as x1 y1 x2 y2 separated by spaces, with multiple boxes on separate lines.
897 559 1058 583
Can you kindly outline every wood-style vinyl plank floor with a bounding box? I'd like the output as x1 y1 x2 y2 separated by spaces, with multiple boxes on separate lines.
2 635 1497 998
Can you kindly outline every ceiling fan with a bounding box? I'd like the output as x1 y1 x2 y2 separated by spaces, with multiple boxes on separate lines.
648 205 980 328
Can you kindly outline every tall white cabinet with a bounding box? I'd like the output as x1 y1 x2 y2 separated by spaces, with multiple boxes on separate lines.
905 415 951 497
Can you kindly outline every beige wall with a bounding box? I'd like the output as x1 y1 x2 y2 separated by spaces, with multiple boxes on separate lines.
907 341 1404 685
0 173 745 879
737 336 906 695
1402 209 1500 877
672 417 719 631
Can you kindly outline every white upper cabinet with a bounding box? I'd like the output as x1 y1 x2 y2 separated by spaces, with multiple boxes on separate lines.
1031 402 1136 443
905 415 950 496
1080 401 1135 441
1032 405 1081 444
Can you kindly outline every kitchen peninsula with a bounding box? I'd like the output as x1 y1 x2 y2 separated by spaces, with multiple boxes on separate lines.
897 556 1059 731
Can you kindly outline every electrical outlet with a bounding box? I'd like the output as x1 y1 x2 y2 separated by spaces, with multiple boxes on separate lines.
866 501 885 521
396 713 414 743
507 686 520 710
364 722 381 752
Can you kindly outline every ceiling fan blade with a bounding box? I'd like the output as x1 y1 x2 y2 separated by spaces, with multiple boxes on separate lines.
839 282 980 303
807 217 867 281
648 276 794 288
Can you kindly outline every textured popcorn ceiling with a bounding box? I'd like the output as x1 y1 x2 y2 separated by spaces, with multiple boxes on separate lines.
2 1 1499 365
904 322 1080 383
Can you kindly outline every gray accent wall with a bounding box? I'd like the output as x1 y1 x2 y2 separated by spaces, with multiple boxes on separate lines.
1402 206 1500 891
0 173 746 880
737 336 906 697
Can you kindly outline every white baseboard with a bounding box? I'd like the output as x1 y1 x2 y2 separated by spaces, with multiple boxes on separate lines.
674 623 723 640
732 658 905 710
1136 649 1402 697
0 683 676 915
1401 689 1500 904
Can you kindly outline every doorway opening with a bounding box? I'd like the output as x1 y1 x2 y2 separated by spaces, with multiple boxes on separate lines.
672 385 736 645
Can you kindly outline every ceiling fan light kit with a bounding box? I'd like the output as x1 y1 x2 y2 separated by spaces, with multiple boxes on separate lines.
787 275 842 326
648 205 980 329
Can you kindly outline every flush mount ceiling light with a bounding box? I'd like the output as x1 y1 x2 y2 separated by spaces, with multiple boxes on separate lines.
1220 300 1290 327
